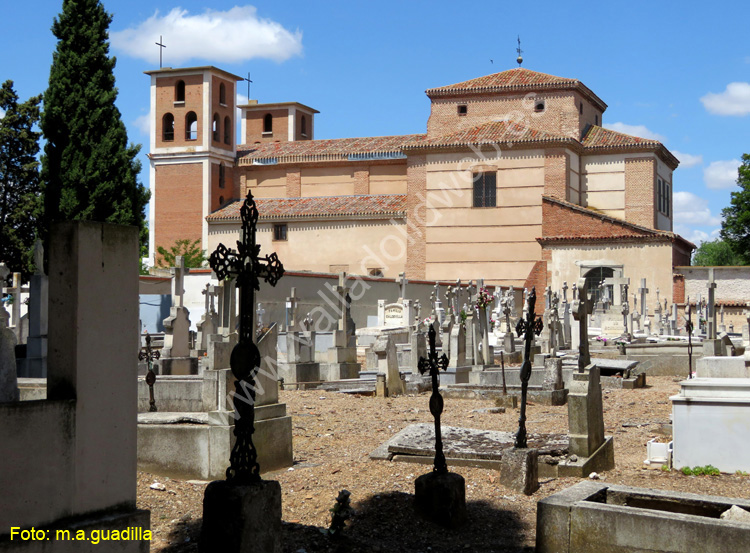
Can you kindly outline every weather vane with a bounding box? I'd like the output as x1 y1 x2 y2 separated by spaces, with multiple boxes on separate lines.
516 36 523 67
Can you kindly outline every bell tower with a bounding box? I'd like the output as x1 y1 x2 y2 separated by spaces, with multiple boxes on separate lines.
145 66 242 265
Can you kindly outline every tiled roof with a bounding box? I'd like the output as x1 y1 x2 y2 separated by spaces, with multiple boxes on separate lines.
426 68 607 110
404 119 571 150
237 134 425 164
583 125 660 148
207 194 406 221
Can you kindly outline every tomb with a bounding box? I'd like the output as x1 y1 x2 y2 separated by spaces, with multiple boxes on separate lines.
537 481 750 553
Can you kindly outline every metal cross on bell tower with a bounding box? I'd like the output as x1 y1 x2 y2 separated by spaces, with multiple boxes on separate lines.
209 191 285 484
155 36 166 69
516 36 524 67
418 325 450 473
514 287 543 449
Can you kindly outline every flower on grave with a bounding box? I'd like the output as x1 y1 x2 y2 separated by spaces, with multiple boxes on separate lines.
476 287 493 309
422 316 434 327
459 309 467 327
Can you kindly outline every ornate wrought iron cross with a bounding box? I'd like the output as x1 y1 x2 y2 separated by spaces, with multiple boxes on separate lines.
138 332 160 412
209 191 284 484
514 287 543 449
418 325 450 473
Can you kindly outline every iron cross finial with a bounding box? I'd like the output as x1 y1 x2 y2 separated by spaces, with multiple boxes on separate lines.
155 36 166 69
516 36 524 66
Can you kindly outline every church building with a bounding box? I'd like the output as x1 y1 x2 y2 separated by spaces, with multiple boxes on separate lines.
145 65 694 306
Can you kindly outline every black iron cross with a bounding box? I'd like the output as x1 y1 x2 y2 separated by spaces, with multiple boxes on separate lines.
155 36 166 69
514 287 543 449
209 191 284 484
418 325 450 473
138 332 160 412
243 72 253 100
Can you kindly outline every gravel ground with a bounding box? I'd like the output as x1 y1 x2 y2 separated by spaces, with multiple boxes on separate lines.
138 376 750 552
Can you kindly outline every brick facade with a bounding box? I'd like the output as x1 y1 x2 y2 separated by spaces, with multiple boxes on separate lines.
153 162 204 261
353 169 370 195
523 259 548 315
624 157 656 228
672 273 685 304
544 149 569 201
541 196 651 239
405 155 427 279
286 169 301 197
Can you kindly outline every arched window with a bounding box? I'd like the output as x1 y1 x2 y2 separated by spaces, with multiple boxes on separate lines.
219 83 226 105
263 113 273 133
212 113 220 142
219 195 224 205
583 267 615 306
162 113 174 141
175 80 185 102
185 111 198 140
224 116 231 144
300 115 307 136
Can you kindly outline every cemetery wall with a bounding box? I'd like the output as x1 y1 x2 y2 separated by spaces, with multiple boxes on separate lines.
678 266 750 303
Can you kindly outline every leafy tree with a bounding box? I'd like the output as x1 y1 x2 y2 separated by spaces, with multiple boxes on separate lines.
156 239 207 268
720 154 750 264
40 0 149 259
0 81 42 279
692 238 744 266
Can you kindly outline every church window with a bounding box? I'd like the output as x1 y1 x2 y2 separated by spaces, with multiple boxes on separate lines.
472 172 497 207
219 164 225 189
583 267 614 306
595 114 599 126
657 178 671 216
224 116 231 144
175 80 185 103
185 112 198 140
368 268 384 277
219 195 224 205
273 223 287 241
162 113 174 141
534 100 545 113
263 113 273 134
219 83 226 105
457 105 467 116
212 113 220 142
579 102 583 115
301 115 307 136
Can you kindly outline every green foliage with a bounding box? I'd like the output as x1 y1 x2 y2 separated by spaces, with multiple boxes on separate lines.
692 238 744 266
736 470 749 477
156 239 206 268
720 154 750 264
681 465 721 476
321 489 353 538
0 81 42 280
40 0 149 259
660 464 671 472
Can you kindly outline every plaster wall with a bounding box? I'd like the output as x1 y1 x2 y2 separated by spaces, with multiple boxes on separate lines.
301 167 355 197
546 241 674 312
679 266 750 302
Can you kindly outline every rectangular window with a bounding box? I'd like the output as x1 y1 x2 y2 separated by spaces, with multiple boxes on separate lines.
473 172 497 207
457 105 467 116
657 178 670 216
273 223 287 241
664 182 670 216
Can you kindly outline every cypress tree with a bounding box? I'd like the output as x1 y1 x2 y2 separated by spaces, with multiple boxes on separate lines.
0 81 42 279
40 0 149 255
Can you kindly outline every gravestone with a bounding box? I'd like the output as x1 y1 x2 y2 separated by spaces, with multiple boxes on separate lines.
326 272 361 380
372 334 404 396
285 287 299 331
279 314 320 385
638 279 650 334
703 269 724 356
197 283 219 352
161 256 196 374
20 240 49 377
558 365 615 477
0 308 19 402
571 278 593 372
560 282 571 349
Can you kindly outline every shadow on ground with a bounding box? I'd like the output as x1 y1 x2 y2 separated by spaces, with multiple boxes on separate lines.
282 490 533 553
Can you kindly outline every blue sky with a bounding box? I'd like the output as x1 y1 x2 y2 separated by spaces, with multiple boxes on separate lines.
3 0 750 247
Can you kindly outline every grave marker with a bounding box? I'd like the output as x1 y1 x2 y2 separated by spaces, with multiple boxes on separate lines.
514 288 543 449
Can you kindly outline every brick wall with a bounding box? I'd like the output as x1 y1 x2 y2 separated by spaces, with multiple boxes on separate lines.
354 169 370 195
544 149 569 201
523 260 548 315
426 91 602 140
286 168 301 197
154 162 204 262
542 197 649 239
405 155 427 279
210 75 235 152
673 273 685 304
155 74 203 148
624 157 656 228
244 108 289 144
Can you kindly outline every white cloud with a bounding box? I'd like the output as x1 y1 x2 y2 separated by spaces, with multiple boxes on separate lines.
700 82 750 116
111 6 303 65
671 150 703 168
673 225 721 247
603 122 665 142
704 159 741 190
673 191 721 226
133 111 151 136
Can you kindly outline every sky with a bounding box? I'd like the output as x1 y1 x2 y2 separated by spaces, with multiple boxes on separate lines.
2 0 749 247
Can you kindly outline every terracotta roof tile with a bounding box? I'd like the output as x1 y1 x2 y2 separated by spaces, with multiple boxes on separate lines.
237 134 424 164
405 119 570 150
583 125 661 148
207 194 406 221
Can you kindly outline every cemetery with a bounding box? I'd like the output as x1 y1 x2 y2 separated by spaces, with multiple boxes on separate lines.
4 203 750 552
